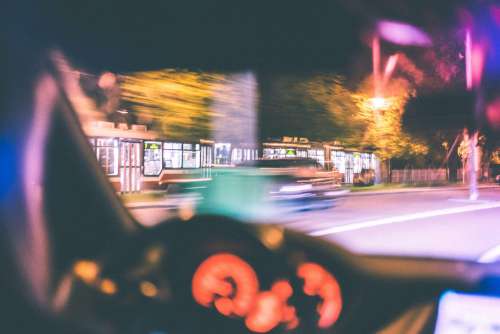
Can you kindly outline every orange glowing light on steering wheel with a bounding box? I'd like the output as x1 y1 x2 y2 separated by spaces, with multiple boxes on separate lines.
297 262 342 329
192 253 259 317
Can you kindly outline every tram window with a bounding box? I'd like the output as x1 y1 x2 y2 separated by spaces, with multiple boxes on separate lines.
214 143 231 165
89 138 95 152
201 145 213 167
182 144 200 168
144 141 163 176
95 138 119 175
308 149 325 166
296 149 307 158
331 150 346 173
163 142 182 168
231 148 243 164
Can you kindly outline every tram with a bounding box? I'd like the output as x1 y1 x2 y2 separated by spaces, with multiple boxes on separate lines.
86 122 379 192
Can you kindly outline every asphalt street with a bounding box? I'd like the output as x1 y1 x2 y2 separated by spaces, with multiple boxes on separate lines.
127 186 500 262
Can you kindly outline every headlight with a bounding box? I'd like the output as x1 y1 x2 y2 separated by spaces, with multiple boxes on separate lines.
279 184 313 193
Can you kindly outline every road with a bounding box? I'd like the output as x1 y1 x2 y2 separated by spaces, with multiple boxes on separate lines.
285 186 500 262
128 186 500 262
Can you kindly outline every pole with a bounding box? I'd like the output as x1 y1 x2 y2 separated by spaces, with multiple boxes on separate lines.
372 36 381 97
465 28 480 200
469 131 478 200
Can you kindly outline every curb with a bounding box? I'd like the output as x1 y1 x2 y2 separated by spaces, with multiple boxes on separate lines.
346 185 498 197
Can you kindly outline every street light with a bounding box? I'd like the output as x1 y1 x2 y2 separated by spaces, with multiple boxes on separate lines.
368 97 390 110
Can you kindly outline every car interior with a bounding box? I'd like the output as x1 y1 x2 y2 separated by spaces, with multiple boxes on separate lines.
4 0 500 333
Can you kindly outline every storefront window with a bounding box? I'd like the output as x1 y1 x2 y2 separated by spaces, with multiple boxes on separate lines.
182 143 200 168
95 138 119 175
163 142 182 168
144 141 162 176
215 143 231 165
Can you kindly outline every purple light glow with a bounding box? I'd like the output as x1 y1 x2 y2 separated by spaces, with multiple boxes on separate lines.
376 20 432 46
465 30 473 90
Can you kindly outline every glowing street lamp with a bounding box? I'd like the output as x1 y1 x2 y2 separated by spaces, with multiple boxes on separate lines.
367 97 390 110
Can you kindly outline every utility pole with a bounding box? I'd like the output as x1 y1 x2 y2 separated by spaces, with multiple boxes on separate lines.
465 28 482 200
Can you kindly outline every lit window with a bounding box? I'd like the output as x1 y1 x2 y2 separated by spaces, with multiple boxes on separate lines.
163 142 182 168
95 138 119 175
143 141 162 176
214 143 231 165
182 143 200 168
308 149 325 166
331 150 346 173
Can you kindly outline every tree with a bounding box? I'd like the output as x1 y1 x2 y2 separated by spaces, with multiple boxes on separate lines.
120 70 225 141
352 75 428 161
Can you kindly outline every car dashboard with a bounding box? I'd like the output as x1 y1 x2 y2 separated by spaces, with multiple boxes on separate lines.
53 215 500 334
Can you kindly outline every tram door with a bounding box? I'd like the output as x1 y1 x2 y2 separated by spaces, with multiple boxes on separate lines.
344 153 354 184
120 141 141 193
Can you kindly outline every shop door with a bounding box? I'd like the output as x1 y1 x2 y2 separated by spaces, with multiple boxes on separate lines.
344 153 354 184
120 141 142 192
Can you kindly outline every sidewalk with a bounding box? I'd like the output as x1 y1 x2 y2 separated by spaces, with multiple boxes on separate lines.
125 194 199 209
346 183 498 197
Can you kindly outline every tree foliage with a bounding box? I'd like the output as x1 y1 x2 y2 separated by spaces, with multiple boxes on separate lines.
352 76 428 161
120 70 224 141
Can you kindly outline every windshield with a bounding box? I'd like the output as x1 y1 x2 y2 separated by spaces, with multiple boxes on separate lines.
56 2 500 263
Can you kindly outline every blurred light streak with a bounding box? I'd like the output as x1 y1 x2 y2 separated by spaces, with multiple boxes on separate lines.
98 72 117 89
271 280 299 329
296 263 342 328
372 36 381 97
140 281 158 297
73 260 100 284
368 97 389 110
486 97 500 130
471 44 485 88
145 245 164 264
465 29 473 90
0 138 16 200
192 253 259 317
382 54 399 89
51 275 74 312
21 73 58 306
271 280 293 300
100 278 118 295
214 297 234 316
477 243 500 263
245 291 282 333
260 226 284 250
376 20 432 46
491 5 500 26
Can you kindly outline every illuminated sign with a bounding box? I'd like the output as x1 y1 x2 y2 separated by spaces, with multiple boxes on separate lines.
144 142 161 150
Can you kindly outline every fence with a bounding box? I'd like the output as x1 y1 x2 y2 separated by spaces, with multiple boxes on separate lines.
390 168 448 184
